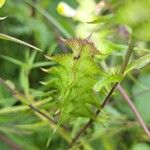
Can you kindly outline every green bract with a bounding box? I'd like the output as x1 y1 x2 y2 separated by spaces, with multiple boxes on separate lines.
44 38 102 124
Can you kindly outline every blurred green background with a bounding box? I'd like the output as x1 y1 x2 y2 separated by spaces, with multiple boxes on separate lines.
0 0 150 149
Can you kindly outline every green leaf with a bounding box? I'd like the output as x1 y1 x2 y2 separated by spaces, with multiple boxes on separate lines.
26 0 71 38
125 53 150 74
19 67 30 97
0 54 23 66
0 99 51 115
28 51 37 66
32 62 55 69
0 33 42 52
93 75 122 92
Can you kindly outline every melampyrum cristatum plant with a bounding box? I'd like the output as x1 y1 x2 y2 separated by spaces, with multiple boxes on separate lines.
42 37 111 126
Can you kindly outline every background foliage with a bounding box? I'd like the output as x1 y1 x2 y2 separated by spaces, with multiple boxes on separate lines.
0 0 150 149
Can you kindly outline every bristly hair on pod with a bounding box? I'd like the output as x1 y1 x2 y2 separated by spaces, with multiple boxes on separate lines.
59 35 102 57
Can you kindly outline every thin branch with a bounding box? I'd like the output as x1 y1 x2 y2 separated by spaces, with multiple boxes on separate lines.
69 37 136 148
0 134 22 150
117 84 150 139
0 78 16 95
29 104 57 125
0 77 59 128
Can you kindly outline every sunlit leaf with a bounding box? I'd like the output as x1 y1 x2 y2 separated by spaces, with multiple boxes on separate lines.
0 0 5 8
0 16 7 20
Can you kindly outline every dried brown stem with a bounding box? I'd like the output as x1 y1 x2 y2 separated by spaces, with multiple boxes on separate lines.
117 84 150 140
0 134 22 150
0 77 60 128
29 104 57 125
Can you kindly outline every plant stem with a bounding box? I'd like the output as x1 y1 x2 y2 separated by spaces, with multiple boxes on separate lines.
117 84 150 139
0 77 58 128
29 104 57 125
0 134 22 150
0 78 16 95
69 37 135 148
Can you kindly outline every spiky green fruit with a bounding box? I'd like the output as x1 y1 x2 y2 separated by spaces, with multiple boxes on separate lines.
44 37 102 124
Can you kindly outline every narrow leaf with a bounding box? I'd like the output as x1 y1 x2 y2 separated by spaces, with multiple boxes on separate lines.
32 61 55 68
93 75 122 92
0 33 42 52
0 54 23 66
26 0 71 38
125 53 150 74
0 98 51 115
